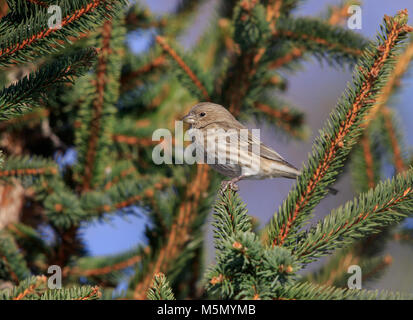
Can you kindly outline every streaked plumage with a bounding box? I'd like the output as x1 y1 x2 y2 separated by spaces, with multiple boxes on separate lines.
182 102 302 190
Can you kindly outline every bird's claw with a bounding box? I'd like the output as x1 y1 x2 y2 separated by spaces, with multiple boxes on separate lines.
220 180 239 193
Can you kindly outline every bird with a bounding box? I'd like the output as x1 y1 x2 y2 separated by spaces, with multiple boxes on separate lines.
181 102 335 193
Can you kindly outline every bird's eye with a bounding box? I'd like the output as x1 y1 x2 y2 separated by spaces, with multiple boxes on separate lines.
200 112 206 117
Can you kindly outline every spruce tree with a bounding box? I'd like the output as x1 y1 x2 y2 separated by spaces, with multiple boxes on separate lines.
0 0 412 300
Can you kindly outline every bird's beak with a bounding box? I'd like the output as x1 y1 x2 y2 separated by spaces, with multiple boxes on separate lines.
181 113 196 124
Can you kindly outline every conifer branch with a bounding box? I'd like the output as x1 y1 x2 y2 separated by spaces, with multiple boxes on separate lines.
393 230 413 243
278 281 409 300
221 0 273 115
272 17 367 66
125 4 166 31
65 252 145 277
381 107 406 173
5 223 49 267
254 101 305 138
9 276 47 300
103 166 138 190
25 0 48 7
267 11 413 248
2 275 102 300
357 40 412 179
364 40 413 125
263 0 301 20
266 0 283 31
49 226 83 268
75 17 124 191
350 131 381 193
125 0 204 34
0 231 30 283
360 133 376 189
269 0 361 70
81 19 113 191
133 165 211 299
120 55 166 92
268 46 303 69
0 276 101 300
206 189 296 300
0 0 126 66
147 273 175 300
112 135 158 147
361 255 393 284
73 286 101 300
0 155 58 180
304 239 392 288
0 49 96 120
81 177 172 215
44 190 86 230
307 249 360 287
3 279 102 300
0 108 49 131
212 189 252 248
156 36 211 101
0 1 8 19
327 1 360 26
294 169 413 264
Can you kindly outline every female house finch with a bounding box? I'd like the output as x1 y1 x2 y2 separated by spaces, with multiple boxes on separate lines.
182 102 315 192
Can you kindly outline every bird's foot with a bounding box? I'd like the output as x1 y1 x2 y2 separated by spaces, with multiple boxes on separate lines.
220 176 245 193
220 180 239 193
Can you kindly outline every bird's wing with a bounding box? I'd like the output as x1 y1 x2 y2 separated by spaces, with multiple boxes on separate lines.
248 131 299 169
213 121 299 170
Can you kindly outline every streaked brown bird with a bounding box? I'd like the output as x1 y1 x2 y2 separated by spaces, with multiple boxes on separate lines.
182 102 313 192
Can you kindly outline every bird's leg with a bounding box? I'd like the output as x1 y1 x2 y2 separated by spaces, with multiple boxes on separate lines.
220 175 245 192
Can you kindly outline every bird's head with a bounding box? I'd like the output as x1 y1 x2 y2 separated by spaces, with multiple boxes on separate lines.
181 102 238 129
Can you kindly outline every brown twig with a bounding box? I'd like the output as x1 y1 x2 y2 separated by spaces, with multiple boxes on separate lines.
25 0 48 7
133 165 210 299
94 178 171 214
272 29 363 56
254 102 303 137
64 253 145 277
75 286 101 300
224 1 280 115
120 55 166 92
361 133 376 189
362 255 393 282
0 109 49 131
0 0 107 60
82 19 113 191
12 276 47 300
112 135 157 146
0 1 8 19
103 167 138 190
0 255 20 283
0 166 58 178
381 107 406 173
269 1 359 70
156 36 210 101
328 1 359 25
364 41 413 125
